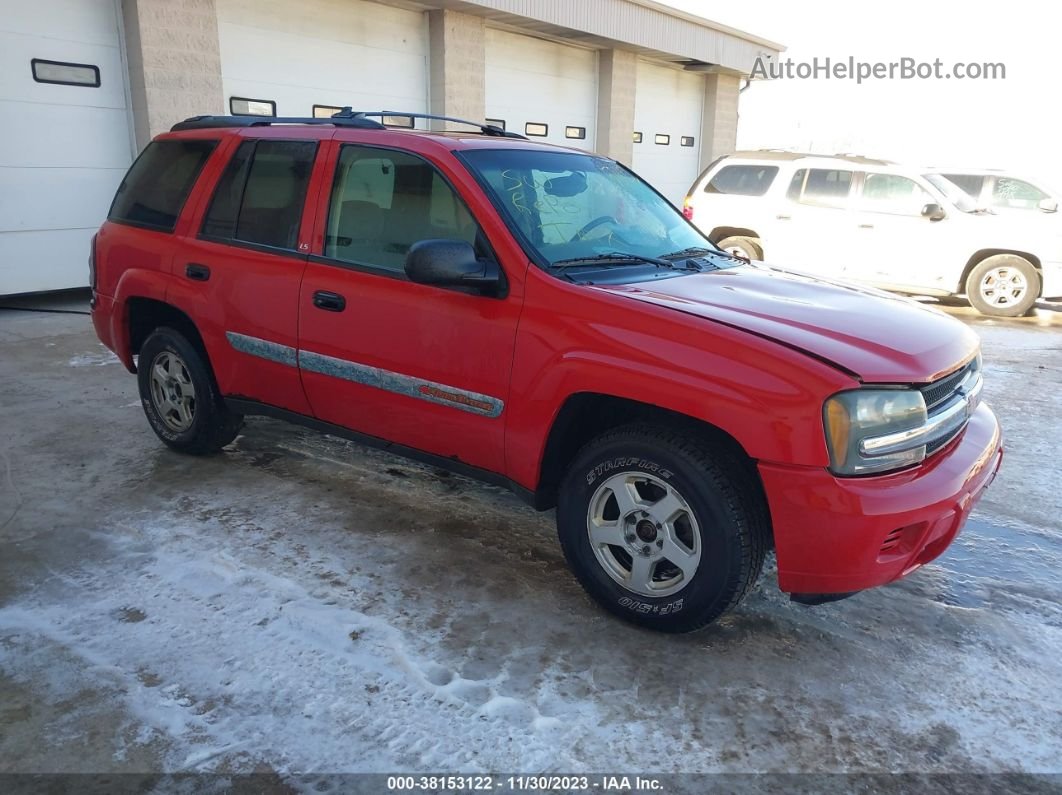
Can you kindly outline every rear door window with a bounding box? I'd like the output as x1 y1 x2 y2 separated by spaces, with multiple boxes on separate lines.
794 168 853 208
109 140 217 231
704 165 779 196
201 140 317 251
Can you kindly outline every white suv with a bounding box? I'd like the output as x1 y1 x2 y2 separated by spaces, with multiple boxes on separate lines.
683 151 1062 317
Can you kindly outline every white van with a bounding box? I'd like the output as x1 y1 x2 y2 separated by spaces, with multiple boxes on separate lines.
683 151 1062 317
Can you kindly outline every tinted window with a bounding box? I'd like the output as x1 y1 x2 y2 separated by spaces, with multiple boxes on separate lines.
799 168 853 208
109 140 217 231
705 165 779 196
991 177 1048 209
202 140 316 250
941 173 985 199
859 173 932 216
786 169 806 200
325 145 480 272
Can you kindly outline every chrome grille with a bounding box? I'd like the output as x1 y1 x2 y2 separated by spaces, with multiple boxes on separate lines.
920 358 978 412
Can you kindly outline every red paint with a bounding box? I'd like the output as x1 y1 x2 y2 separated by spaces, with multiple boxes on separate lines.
91 123 1003 597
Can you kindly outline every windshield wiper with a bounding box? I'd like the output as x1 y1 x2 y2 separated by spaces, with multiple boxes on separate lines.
660 246 747 265
551 252 677 269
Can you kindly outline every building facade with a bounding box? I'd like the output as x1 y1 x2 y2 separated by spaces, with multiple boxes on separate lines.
1 0 781 294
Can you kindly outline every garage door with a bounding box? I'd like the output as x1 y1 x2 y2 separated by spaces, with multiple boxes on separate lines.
632 61 703 205
485 29 596 151
0 0 133 295
217 0 427 120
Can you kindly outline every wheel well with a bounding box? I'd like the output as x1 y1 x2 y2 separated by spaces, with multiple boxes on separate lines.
958 249 1042 295
708 227 760 245
127 298 207 368
535 393 767 521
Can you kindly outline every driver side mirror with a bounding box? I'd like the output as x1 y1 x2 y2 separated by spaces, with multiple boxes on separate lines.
404 239 503 296
921 202 946 221
1038 197 1059 213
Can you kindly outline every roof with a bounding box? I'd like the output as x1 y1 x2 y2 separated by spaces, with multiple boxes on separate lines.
726 150 896 167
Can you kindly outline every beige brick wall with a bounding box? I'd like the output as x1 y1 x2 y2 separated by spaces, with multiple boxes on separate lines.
595 49 637 165
122 0 224 149
428 9 486 130
699 72 741 170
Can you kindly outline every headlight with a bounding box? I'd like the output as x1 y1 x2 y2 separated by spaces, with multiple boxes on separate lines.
824 389 928 475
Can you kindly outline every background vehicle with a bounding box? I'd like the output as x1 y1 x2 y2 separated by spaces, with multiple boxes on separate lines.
91 114 1001 633
927 169 1060 215
684 151 1062 317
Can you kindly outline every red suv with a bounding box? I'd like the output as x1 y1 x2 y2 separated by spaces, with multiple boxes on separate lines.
90 110 1003 632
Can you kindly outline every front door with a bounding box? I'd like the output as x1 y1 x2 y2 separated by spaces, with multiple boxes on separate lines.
297 143 521 474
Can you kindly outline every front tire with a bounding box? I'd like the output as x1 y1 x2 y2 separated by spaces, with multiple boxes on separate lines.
716 235 763 261
965 255 1039 317
556 424 768 633
137 327 242 455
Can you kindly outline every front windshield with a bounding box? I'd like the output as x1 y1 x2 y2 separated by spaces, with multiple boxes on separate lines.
923 173 980 212
459 148 719 267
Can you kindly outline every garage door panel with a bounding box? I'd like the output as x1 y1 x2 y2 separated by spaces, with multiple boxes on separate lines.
485 29 596 151
219 0 424 52
633 61 703 204
1 0 131 294
0 166 123 233
218 0 427 119
0 101 131 169
0 0 119 48
0 32 126 108
0 229 94 293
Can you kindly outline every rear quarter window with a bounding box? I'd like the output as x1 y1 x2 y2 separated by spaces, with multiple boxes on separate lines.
704 165 779 196
108 140 217 232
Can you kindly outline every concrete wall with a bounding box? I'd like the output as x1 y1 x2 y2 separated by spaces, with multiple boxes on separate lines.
121 0 224 149
595 49 638 165
428 10 485 130
699 72 741 170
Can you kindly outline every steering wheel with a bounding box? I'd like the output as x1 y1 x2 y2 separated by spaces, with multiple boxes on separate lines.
571 215 619 242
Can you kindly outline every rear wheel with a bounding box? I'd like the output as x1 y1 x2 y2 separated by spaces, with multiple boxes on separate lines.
137 327 242 454
716 235 763 261
556 424 768 633
965 255 1038 317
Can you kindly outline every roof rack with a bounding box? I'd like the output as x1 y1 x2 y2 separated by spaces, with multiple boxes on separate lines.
338 109 527 139
170 114 386 132
170 108 528 139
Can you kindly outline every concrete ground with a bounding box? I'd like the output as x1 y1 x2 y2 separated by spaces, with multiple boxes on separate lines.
1 291 1060 787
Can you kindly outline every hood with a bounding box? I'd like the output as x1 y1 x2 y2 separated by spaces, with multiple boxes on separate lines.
591 265 979 383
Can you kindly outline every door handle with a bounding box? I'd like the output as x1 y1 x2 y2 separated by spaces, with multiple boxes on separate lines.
858 223 874 229
312 290 346 312
776 213 791 220
185 263 210 281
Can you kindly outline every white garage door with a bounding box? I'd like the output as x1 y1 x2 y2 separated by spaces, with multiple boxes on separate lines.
217 0 427 120
632 61 703 205
0 0 133 295
485 29 596 151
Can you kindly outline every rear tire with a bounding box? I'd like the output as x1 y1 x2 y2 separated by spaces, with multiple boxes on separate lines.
716 235 763 261
556 424 768 633
965 255 1038 317
137 327 242 455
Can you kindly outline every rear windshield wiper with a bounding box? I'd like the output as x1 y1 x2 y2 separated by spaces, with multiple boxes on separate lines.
551 252 685 270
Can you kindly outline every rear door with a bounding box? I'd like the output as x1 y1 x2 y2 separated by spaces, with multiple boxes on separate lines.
171 133 324 414
297 141 521 474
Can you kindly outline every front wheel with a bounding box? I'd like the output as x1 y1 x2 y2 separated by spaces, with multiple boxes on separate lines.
716 235 763 261
137 327 242 455
556 424 768 633
965 255 1039 317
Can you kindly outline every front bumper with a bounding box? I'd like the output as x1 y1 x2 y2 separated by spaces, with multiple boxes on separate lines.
759 403 1002 595
1041 260 1062 300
